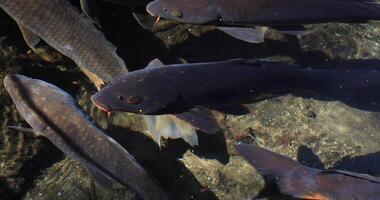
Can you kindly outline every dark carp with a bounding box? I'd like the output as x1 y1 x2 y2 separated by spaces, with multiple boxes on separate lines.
0 0 128 89
4 74 168 200
92 59 219 146
91 58 380 115
146 0 380 43
236 143 380 200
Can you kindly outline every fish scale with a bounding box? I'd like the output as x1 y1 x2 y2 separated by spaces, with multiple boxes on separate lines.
0 0 128 85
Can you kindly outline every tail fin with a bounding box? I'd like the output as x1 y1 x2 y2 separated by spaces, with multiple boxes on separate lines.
174 106 219 134
235 144 322 199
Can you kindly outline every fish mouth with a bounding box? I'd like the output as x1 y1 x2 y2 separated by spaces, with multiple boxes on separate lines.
90 95 112 113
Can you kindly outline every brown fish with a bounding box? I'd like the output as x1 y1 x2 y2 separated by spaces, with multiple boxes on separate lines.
236 143 380 200
0 0 128 89
4 74 168 200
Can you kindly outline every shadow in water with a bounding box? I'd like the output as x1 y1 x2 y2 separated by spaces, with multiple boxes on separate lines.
297 145 325 170
297 145 380 176
107 125 219 200
17 138 64 198
333 151 380 176
99 3 171 70
169 30 303 63
192 131 229 164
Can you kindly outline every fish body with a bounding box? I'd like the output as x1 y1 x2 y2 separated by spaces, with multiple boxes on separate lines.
147 0 380 25
4 74 168 200
235 144 380 200
146 0 380 43
0 0 128 88
101 0 153 7
91 58 380 115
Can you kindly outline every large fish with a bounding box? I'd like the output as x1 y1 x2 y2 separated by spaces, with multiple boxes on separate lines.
236 143 380 199
100 0 152 7
146 0 380 43
4 74 168 200
0 0 128 89
92 59 219 146
90 58 380 115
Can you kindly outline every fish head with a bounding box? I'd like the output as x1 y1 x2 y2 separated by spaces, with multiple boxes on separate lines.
91 70 178 115
4 74 73 104
146 0 219 24
4 74 75 132
3 75 24 105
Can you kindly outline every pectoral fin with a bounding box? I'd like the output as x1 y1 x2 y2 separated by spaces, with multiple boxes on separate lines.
7 126 43 137
146 58 165 68
80 0 101 27
80 66 105 90
217 26 268 43
175 106 219 134
143 115 198 146
18 24 41 51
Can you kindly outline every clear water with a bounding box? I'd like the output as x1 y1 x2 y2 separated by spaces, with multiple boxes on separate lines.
1 1 380 200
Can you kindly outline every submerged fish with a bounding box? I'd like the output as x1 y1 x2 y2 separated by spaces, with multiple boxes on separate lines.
236 143 380 199
0 0 128 89
100 0 153 7
4 74 168 200
92 59 219 146
91 58 380 115
146 0 380 43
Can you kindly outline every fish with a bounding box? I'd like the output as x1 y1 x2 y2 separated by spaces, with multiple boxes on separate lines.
0 0 128 89
100 0 153 7
235 143 380 200
92 59 219 146
146 0 380 43
90 58 380 115
3 74 168 200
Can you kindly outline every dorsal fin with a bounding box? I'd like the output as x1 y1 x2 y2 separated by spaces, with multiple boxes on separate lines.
146 58 165 68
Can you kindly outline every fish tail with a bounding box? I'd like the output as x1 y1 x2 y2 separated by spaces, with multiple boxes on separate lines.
236 144 325 199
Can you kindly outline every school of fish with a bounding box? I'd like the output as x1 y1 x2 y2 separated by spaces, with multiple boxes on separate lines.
1 0 380 199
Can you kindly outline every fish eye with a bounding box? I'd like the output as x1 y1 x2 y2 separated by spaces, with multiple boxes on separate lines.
117 95 124 100
127 95 142 104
